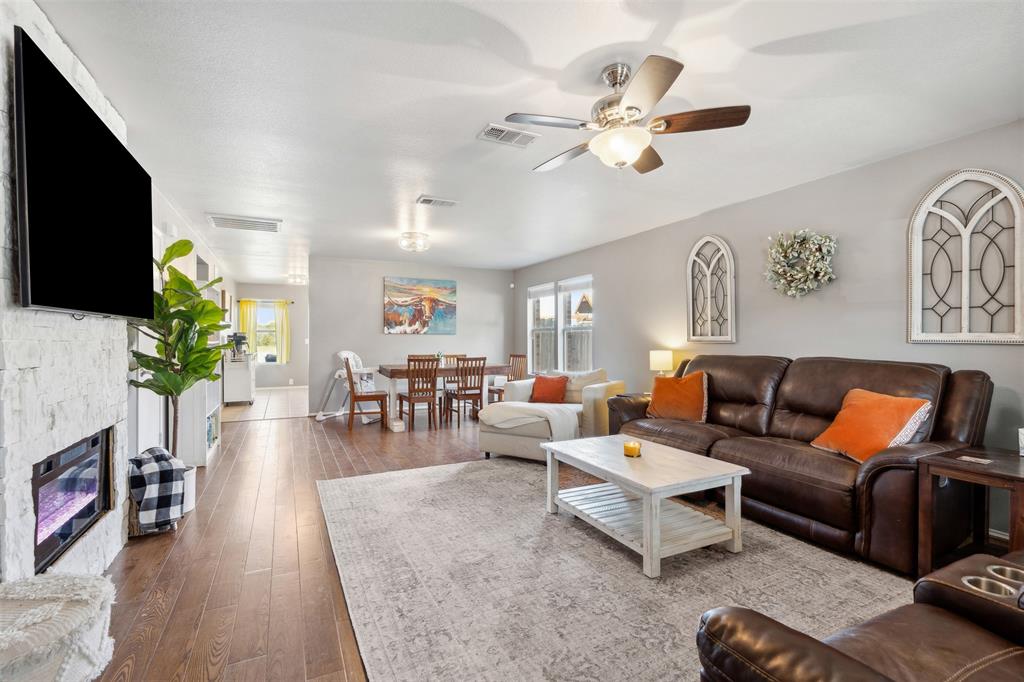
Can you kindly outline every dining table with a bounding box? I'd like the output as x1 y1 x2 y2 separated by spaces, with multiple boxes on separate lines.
377 362 512 432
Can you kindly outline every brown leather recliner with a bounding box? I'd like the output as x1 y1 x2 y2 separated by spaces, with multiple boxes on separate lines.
696 551 1024 681
607 355 993 574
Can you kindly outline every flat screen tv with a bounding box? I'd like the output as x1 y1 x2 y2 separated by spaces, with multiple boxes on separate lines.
14 26 154 319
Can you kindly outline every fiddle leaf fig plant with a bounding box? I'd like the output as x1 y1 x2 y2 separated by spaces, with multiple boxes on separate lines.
128 239 230 457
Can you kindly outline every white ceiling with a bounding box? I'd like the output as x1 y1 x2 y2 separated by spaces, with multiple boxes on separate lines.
38 1 1024 283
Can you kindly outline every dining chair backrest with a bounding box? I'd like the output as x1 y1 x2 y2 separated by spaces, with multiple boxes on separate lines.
406 356 439 398
456 356 486 394
508 353 528 381
343 356 357 396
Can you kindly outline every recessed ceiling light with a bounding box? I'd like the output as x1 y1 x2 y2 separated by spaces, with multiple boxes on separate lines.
399 231 430 253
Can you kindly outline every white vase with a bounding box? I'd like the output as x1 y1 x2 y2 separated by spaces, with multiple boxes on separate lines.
182 466 197 513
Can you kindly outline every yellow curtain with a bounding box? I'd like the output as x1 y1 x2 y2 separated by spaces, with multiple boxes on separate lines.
274 300 291 364
238 299 257 351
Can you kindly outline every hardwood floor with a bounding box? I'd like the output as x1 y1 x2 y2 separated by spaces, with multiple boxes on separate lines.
222 386 310 423
101 414 584 681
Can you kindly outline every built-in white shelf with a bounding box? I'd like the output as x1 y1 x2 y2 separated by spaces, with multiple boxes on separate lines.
175 357 223 467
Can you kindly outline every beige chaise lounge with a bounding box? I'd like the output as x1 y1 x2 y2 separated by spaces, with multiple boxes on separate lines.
478 369 625 461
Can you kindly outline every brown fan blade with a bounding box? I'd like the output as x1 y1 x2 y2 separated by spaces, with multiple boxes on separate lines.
649 106 751 134
505 113 594 130
632 146 663 174
619 55 684 120
532 143 589 172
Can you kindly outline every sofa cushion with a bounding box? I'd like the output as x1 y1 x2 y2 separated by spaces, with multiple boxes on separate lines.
768 357 949 443
680 355 790 436
710 436 860 531
530 375 568 403
478 404 583 439
546 368 607 404
621 419 748 455
647 372 707 422
824 604 1020 682
811 389 933 462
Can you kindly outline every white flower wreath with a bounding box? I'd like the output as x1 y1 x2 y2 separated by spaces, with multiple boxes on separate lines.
764 229 837 298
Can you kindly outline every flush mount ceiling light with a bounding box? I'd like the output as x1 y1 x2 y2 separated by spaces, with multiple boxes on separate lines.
399 231 430 252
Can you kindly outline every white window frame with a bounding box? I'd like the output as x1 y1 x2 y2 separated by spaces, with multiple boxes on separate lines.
526 275 594 373
908 168 1024 344
686 235 736 343
254 299 286 364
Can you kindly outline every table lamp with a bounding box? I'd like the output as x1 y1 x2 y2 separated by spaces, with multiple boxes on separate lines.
649 350 674 376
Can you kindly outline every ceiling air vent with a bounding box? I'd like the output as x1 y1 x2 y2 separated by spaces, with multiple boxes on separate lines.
477 123 539 149
415 195 458 208
207 213 282 233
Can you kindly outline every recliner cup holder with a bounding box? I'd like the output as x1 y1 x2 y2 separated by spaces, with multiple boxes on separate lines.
962 575 1017 597
987 565 1024 583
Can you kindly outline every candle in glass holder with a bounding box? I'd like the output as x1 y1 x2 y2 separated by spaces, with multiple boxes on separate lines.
623 441 641 457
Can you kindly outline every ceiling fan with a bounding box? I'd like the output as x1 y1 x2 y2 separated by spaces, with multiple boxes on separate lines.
505 56 751 174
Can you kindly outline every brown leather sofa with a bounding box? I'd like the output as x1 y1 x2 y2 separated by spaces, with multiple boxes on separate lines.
607 355 993 574
696 550 1024 681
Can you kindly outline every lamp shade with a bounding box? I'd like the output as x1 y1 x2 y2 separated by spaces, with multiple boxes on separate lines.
589 127 652 168
649 350 674 372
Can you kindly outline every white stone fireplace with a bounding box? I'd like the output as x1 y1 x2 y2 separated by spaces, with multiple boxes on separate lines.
0 1 132 582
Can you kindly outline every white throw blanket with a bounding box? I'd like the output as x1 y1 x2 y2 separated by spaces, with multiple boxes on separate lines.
478 401 580 442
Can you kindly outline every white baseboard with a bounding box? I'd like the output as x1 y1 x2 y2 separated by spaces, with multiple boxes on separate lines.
990 528 1009 542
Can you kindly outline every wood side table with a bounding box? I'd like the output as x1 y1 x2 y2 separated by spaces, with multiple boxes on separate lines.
918 446 1024 577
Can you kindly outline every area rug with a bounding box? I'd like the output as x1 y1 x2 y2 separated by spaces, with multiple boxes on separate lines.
317 459 911 680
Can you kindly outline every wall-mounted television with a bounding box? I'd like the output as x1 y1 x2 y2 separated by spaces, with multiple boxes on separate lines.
14 26 154 319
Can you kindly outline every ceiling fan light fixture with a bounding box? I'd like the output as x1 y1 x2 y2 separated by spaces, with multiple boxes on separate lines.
589 127 652 168
399 231 430 252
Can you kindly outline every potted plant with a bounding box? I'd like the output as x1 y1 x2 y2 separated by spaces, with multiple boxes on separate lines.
128 240 230 460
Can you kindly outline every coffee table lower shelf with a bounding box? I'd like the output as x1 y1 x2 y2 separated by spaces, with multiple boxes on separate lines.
557 482 735 562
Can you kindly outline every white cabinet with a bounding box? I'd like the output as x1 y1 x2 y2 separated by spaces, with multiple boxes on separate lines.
174 358 223 467
224 354 256 405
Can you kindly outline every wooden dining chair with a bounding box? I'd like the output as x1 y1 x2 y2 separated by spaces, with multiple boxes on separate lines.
398 355 440 430
444 356 486 427
343 357 388 431
489 353 528 402
441 354 466 391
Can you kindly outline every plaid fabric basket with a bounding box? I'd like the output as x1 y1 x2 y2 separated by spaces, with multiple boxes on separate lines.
128 447 185 534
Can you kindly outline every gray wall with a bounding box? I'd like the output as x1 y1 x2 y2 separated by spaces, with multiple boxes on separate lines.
309 257 514 413
514 120 1024 533
235 283 310 388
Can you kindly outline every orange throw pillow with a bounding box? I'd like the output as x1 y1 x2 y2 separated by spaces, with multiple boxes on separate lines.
530 375 569 403
646 372 708 422
811 388 932 463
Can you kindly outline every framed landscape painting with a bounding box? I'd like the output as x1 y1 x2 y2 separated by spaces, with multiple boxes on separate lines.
383 277 456 334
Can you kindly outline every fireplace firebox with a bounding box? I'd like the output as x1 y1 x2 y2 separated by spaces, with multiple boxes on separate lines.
32 428 112 573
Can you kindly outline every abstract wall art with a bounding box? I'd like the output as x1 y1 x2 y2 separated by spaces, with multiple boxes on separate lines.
383 277 456 335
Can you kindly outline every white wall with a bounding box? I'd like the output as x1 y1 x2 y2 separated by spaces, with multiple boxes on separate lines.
309 256 514 413
235 282 308 388
514 119 1024 532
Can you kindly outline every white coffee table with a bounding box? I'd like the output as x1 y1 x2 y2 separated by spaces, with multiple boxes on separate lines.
542 434 750 578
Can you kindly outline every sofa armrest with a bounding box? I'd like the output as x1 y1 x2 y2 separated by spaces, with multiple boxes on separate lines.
581 381 626 437
503 378 534 402
697 607 888 682
606 395 651 435
854 440 969 574
855 440 967 490
914 554 1024 645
